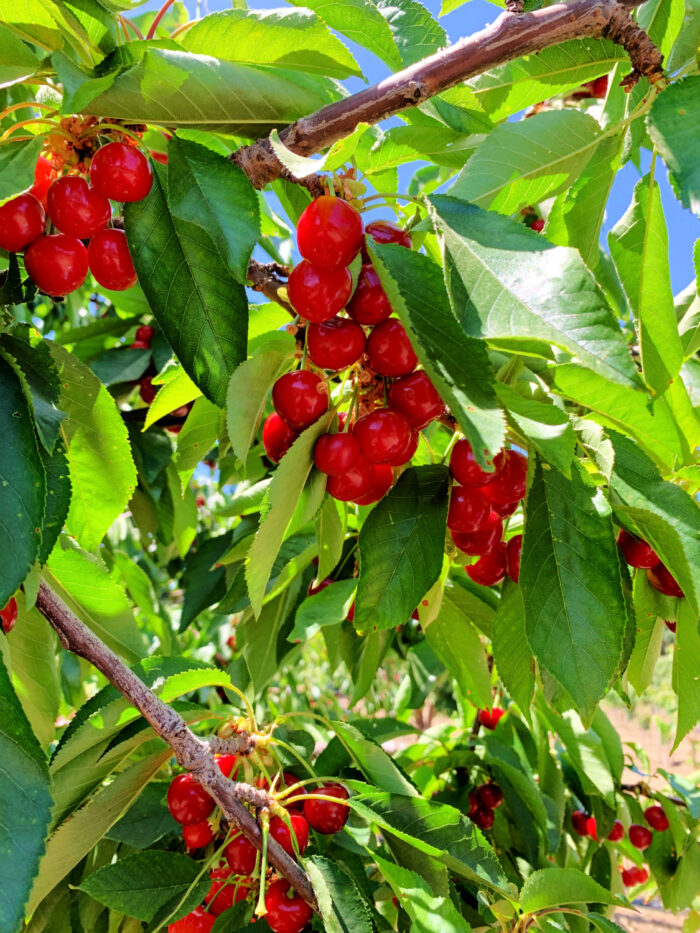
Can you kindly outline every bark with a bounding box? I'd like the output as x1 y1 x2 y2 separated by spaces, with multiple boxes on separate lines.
247 260 294 316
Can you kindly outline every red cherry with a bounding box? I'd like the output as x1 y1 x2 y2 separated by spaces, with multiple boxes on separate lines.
88 229 138 291
586 816 599 841
354 409 413 464
492 499 520 518
0 598 18 634
450 439 505 488
272 371 328 433
205 867 249 915
477 708 505 730
262 413 298 463
326 455 373 501
452 511 503 556
304 782 349 834
608 820 625 842
90 142 153 202
621 865 649 887
354 463 394 505
166 774 215 825
470 807 495 830
362 219 412 260
571 811 589 836
629 824 653 850
506 535 522 582
135 325 155 343
385 428 418 467
314 432 360 475
447 486 490 534
0 193 45 252
308 577 332 597
46 176 111 238
346 263 393 325
257 772 307 812
366 318 417 377
529 218 545 233
296 196 363 269
130 339 151 349
216 753 238 779
29 155 54 206
224 832 258 875
307 316 366 370
644 805 669 832
475 783 503 809
481 450 528 507
591 74 609 97
468 792 479 816
665 619 677 633
467 544 507 586
183 819 214 849
265 880 314 933
269 813 309 858
24 234 88 295
167 906 215 933
617 530 659 569
387 371 445 430
288 261 352 322
647 562 684 598
139 376 157 404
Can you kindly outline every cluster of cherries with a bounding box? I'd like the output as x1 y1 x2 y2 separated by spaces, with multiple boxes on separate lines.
0 140 151 297
617 530 684 599
467 781 503 831
0 597 17 634
165 755 349 933
127 324 192 433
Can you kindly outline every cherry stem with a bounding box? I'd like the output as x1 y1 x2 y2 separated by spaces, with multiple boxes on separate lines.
146 0 176 40
256 814 271 917
118 14 144 40
0 101 57 121
360 192 420 206
79 124 145 146
0 120 65 142
169 19 195 39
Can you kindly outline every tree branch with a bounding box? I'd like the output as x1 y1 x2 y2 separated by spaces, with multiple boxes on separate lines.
232 0 663 189
247 259 295 316
34 581 319 913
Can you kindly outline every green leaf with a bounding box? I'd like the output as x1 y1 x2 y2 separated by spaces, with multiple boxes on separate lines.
307 857 373 933
361 125 477 174
372 855 471 933
0 22 41 86
430 195 639 388
0 0 65 51
175 396 221 482
143 367 201 430
0 651 53 933
106 781 179 849
520 868 618 914
636 0 685 58
332 721 417 795
521 460 629 719
371 243 505 464
647 76 700 216
240 580 303 693
0 136 44 200
355 466 449 634
609 173 683 395
376 0 446 67
495 384 575 476
627 577 665 696
89 347 151 387
287 0 402 69
492 578 534 715
288 578 356 641
180 531 235 629
37 441 71 567
315 495 344 580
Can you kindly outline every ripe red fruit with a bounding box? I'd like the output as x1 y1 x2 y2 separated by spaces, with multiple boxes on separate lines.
447 486 490 534
0 598 18 634
452 511 503 556
269 813 309 858
224 832 258 875
470 806 495 830
326 455 373 501
506 535 522 583
90 142 153 202
386 428 418 467
608 820 625 842
262 413 298 463
24 234 88 295
304 782 349 834
272 371 328 432
131 339 151 350
314 432 360 475
139 376 157 404
216 753 238 779
0 193 45 252
363 219 412 259
478 708 505 730
135 325 155 344
644 805 669 832
288 261 352 322
205 867 249 915
388 371 445 430
183 819 214 849
88 229 137 290
354 463 394 505
167 774 215 825
354 409 413 464
307 316 366 370
366 318 417 377
29 155 54 206
346 263 393 325
450 439 505 488
481 450 528 508
665 619 677 633
586 816 599 841
492 499 520 518
476 783 503 809
629 823 653 850
467 544 507 586
571 811 589 836
621 865 649 888
591 74 609 97
265 880 314 933
647 562 684 598
46 175 111 238
296 195 363 269
257 772 307 812
529 218 545 233
617 530 659 569
168 906 215 933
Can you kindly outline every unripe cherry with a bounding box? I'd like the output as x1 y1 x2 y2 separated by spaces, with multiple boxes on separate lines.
24 234 88 295
347 263 393 325
272 370 328 432
314 432 360 475
467 543 507 586
47 175 111 238
88 229 138 291
366 318 417 377
452 511 503 556
307 316 366 370
296 195 363 268
450 439 505 487
354 409 413 464
90 142 153 202
287 260 352 322
0 193 45 252
262 413 298 463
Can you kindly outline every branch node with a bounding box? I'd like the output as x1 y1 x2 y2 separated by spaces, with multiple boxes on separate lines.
602 4 665 86
505 0 524 13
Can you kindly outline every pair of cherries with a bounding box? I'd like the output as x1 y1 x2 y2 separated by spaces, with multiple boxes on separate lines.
617 529 684 599
468 781 503 831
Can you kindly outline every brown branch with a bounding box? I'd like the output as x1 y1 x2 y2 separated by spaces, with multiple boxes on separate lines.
232 0 662 190
34 581 319 912
247 259 295 316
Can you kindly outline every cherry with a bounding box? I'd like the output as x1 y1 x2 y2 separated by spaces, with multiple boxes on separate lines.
477 708 505 730
29 155 54 206
262 413 298 463
90 142 153 202
450 439 505 488
308 577 332 597
326 456 373 501
481 450 528 508
139 377 157 404
617 530 659 569
346 263 393 325
296 195 363 269
571 810 589 836
665 619 677 633
131 340 151 350
88 229 138 291
586 816 599 841
621 865 649 888
307 316 366 370
46 175 111 238
272 371 328 432
452 511 503 556
258 772 307 813
304 783 349 834
354 463 394 505
0 193 45 252
288 260 352 322
470 807 495 831
25 233 88 295
492 499 520 518
167 774 215 825
529 218 545 233
183 819 214 849
224 832 258 875
167 906 215 933
216 753 238 779
387 371 445 430
366 318 417 377
476 783 503 809
314 432 360 475
647 562 684 598
205 867 249 915
265 880 313 933
362 219 412 260
135 325 155 344
506 535 522 582
447 486 490 534
591 74 609 97
0 597 18 634
269 813 309 858
468 792 479 816
608 820 625 842
467 544 507 586
354 409 413 464
628 824 653 850
385 428 418 467
644 805 669 832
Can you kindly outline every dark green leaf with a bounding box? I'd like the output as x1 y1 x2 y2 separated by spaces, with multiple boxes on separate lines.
106 781 179 849
672 596 700 749
647 76 700 216
288 578 356 641
372 854 470 932
89 347 152 387
0 331 65 453
492 578 534 715
240 579 303 694
307 856 373 933
332 721 416 795
495 383 575 476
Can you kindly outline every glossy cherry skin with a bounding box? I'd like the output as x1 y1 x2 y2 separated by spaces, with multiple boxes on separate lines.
629 824 653 850
354 409 413 464
168 906 215 933
0 598 18 634
307 316 366 370
167 774 215 825
205 867 249 916
452 511 502 556
0 193 45 252
265 880 314 933
296 195 364 269
586 816 599 841
447 486 490 534
354 463 394 505
90 142 153 202
608 820 625 842
476 783 503 809
647 562 684 598
139 376 157 404
314 432 360 475
386 428 418 467
530 218 545 233
29 155 54 206
46 175 111 238
467 543 507 586
272 371 328 432
183 819 214 849
326 455 373 501
224 832 258 875
366 318 417 377
304 783 349 834
470 807 495 830
288 260 352 322
135 324 155 344
88 229 137 290
450 439 505 488
388 371 445 429
347 263 393 325
506 534 522 582
362 219 412 260
666 619 677 633
478 708 505 730
621 865 649 888
571 810 589 836
216 753 238 779
481 450 528 507
644 805 669 832
24 234 88 295
269 813 309 858
617 530 659 569
263 413 298 463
